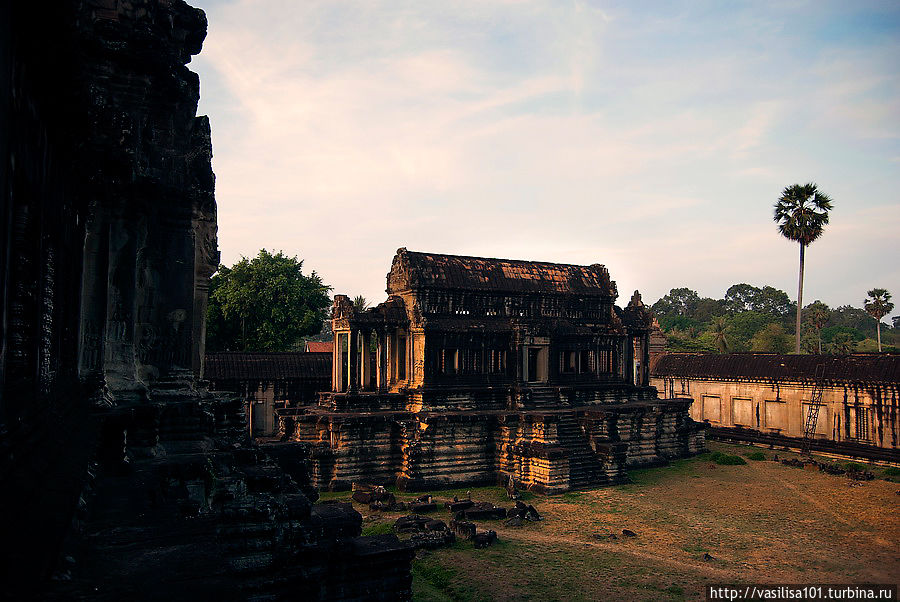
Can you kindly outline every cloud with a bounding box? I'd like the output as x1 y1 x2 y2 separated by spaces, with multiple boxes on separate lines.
192 0 900 308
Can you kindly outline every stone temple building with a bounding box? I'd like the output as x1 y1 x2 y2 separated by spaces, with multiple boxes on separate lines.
1 1 411 598
279 249 706 494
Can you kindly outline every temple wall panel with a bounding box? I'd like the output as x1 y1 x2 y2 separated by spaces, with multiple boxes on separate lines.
397 416 497 490
650 376 898 450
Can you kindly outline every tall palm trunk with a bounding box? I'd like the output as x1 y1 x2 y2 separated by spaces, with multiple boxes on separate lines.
795 243 805 354
876 321 882 353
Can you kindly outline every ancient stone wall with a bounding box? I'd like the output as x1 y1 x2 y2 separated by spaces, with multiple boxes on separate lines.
651 375 899 451
284 396 705 494
1 1 96 585
1 2 415 597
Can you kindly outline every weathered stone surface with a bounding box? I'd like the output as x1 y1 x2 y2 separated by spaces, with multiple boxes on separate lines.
0 1 414 598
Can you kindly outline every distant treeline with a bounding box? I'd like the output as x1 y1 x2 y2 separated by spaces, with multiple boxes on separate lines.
650 284 898 354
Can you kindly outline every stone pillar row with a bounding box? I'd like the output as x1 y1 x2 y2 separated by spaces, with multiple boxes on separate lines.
335 326 407 393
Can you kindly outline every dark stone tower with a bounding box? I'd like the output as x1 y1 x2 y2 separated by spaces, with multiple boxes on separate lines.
1 1 412 598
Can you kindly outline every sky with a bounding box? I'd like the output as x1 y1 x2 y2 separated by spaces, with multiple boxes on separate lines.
189 0 900 314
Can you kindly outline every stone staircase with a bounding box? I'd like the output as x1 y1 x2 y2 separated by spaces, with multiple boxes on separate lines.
554 412 608 489
526 387 563 408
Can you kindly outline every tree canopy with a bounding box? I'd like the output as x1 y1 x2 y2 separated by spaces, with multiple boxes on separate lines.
651 287 701 318
724 283 793 316
773 183 833 246
651 284 898 354
206 250 332 352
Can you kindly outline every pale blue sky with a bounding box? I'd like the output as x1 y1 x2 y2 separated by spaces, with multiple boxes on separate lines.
190 0 899 314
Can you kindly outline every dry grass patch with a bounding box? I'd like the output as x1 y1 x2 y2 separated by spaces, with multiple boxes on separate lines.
318 443 899 600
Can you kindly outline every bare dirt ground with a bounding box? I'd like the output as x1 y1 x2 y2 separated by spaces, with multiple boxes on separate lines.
320 442 900 601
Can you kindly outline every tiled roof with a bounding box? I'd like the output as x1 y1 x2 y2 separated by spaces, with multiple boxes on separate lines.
205 352 331 381
389 248 616 297
305 341 333 353
650 353 900 384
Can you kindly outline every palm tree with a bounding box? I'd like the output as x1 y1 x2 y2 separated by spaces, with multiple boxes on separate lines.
864 288 894 352
711 317 728 353
352 295 369 311
774 183 833 354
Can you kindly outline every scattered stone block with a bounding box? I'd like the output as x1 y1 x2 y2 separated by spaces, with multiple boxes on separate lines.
446 500 474 512
450 520 476 540
508 501 542 522
409 529 456 550
457 502 507 521
393 514 432 533
352 491 374 504
473 530 498 549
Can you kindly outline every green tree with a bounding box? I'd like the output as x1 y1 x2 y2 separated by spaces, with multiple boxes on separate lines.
651 288 701 318
206 250 332 351
773 183 833 353
802 300 831 353
724 283 761 313
756 286 794 319
864 288 894 353
693 297 726 323
724 283 793 318
726 311 776 352
800 327 820 354
829 331 855 354
750 323 792 353
830 305 877 337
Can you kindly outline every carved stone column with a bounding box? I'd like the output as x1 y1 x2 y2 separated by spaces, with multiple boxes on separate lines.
78 204 108 398
191 213 218 380
139 208 196 395
641 333 650 387
332 331 340 392
360 329 370 391
103 215 143 403
624 336 634 386
385 328 393 387
348 328 359 392
190 116 217 381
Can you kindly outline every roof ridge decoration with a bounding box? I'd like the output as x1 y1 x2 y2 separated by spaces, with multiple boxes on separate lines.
624 290 653 330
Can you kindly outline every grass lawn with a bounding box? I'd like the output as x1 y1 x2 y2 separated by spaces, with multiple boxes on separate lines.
320 443 900 601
